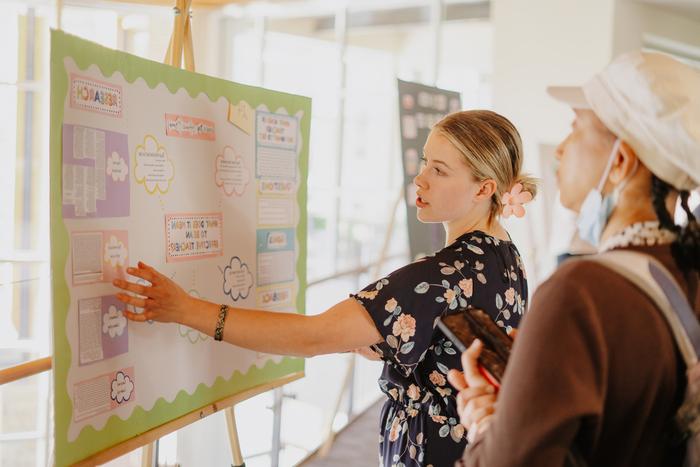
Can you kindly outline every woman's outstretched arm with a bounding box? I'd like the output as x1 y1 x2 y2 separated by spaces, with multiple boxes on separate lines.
114 261 383 358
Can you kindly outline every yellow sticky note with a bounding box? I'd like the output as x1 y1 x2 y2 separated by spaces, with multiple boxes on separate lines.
228 100 253 135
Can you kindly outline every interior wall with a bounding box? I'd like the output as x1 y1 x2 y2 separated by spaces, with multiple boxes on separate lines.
491 0 700 285
613 0 700 55
491 0 615 284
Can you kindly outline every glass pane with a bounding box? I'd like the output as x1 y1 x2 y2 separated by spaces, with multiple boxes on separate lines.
307 188 337 282
61 7 118 49
0 5 21 83
308 117 339 191
1 378 42 433
0 86 18 253
13 88 47 254
262 32 341 120
0 440 37 467
0 372 50 467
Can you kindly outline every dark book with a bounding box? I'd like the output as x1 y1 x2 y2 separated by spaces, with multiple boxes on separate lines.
437 307 513 383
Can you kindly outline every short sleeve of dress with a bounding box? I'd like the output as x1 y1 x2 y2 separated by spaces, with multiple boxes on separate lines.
351 252 474 377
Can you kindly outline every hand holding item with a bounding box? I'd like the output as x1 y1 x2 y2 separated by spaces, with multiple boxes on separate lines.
113 261 194 323
437 307 513 385
447 339 497 442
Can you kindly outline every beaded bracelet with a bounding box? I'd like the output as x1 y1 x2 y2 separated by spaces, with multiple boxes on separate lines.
214 304 229 341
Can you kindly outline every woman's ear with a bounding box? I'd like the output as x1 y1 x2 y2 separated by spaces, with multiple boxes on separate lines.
475 179 498 201
609 141 639 184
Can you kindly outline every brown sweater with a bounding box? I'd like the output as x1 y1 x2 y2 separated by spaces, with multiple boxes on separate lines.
459 245 700 467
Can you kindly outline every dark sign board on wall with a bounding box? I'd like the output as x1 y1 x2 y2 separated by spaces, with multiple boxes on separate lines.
397 79 462 259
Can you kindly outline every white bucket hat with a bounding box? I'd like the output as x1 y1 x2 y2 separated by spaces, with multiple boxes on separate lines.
547 51 700 191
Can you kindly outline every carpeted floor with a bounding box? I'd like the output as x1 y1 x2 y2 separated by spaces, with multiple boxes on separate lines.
300 399 383 467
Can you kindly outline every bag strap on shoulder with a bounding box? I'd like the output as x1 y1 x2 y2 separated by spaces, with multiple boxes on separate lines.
584 250 700 367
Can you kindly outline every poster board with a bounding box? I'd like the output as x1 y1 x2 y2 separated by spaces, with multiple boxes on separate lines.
49 30 310 466
397 79 461 259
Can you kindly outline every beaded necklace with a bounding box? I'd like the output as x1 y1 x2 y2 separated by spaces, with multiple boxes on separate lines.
599 220 677 252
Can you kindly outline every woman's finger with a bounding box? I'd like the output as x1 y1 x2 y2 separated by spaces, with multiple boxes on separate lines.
126 265 157 284
461 339 490 387
138 261 164 284
464 394 496 416
457 388 494 416
461 394 496 426
113 279 151 297
123 309 149 322
447 369 468 391
456 385 494 408
468 404 496 426
116 292 148 308
467 414 494 443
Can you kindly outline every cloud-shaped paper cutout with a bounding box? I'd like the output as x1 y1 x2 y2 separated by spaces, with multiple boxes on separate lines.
134 135 174 194
102 305 127 338
222 256 253 301
110 371 134 404
103 235 127 268
106 150 128 182
215 146 250 196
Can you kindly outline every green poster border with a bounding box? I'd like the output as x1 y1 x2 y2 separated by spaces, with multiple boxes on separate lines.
50 30 310 467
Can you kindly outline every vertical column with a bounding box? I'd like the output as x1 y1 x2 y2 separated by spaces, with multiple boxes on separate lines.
331 7 348 272
429 0 443 86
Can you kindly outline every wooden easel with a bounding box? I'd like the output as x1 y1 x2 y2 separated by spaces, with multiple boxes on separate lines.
163 0 195 71
141 4 196 459
145 4 230 465
140 4 251 466
138 3 197 461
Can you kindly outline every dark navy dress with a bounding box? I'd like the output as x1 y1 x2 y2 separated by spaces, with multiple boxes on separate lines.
352 230 527 467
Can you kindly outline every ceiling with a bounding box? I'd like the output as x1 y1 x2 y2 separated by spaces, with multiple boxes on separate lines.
637 0 700 21
112 0 700 21
113 0 250 7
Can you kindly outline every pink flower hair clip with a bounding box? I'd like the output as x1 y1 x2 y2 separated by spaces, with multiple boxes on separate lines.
501 183 533 218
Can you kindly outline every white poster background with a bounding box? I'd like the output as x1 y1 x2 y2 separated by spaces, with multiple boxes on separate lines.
61 59 304 441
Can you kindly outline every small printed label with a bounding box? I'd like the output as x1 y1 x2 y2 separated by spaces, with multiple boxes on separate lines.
165 113 216 140
256 112 298 150
228 101 254 135
165 213 224 262
70 74 123 117
256 285 293 307
259 179 295 195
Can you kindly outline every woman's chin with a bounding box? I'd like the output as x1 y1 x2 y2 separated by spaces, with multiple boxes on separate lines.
558 195 580 214
416 211 441 223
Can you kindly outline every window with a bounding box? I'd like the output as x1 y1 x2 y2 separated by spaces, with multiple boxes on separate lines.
1 2 492 465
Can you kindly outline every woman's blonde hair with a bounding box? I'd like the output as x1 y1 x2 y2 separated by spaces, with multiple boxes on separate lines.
434 110 538 223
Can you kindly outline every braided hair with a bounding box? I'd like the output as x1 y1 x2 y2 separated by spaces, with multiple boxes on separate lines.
651 175 700 273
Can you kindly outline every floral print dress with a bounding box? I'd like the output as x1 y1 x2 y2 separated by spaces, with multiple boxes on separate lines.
352 230 528 467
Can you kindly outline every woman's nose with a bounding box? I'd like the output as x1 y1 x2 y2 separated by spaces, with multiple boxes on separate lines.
554 134 569 161
414 170 426 189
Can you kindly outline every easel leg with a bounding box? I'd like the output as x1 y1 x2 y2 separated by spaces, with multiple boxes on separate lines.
182 0 195 72
225 406 246 467
270 388 283 467
141 442 156 467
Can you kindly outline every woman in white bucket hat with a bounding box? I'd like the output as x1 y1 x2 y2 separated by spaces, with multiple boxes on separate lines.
448 51 700 466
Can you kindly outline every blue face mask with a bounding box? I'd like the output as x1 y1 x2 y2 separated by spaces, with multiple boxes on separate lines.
576 139 626 247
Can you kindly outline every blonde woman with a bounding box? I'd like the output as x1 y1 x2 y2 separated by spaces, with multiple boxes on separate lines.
113 110 537 466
